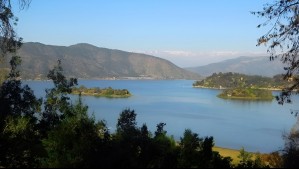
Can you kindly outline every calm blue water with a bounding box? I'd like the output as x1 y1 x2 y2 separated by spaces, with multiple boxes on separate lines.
25 80 299 153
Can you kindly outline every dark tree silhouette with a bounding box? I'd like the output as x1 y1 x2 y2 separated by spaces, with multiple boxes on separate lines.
155 122 167 137
0 56 42 168
281 131 299 168
178 129 202 168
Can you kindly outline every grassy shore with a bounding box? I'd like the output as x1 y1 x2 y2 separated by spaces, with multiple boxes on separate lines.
213 146 275 166
213 146 241 164
72 86 132 98
193 85 282 91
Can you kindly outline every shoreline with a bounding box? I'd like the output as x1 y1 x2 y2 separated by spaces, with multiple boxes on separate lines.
21 77 200 81
193 85 283 91
71 92 131 98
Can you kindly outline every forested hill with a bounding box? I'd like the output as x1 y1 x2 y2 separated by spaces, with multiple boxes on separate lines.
193 72 289 89
5 42 201 80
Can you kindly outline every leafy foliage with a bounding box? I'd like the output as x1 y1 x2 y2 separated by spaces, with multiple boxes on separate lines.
0 56 41 126
1 116 41 168
254 2 299 166
178 129 202 167
0 0 30 56
39 60 78 135
41 98 107 168
253 0 299 104
260 151 283 168
0 56 41 168
179 129 232 168
236 148 269 168
282 130 299 168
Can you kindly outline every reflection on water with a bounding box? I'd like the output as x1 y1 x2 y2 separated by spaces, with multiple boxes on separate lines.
24 80 299 153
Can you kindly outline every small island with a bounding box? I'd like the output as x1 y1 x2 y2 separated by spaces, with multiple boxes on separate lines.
217 88 274 100
72 85 131 98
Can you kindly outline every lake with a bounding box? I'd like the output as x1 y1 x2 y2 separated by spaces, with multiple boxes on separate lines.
25 80 299 153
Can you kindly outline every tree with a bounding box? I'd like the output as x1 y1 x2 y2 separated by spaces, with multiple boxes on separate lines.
0 0 30 57
252 0 299 105
261 151 283 168
1 116 41 168
148 123 178 168
155 122 167 137
0 56 42 168
39 61 111 168
282 131 299 168
138 123 153 168
41 97 107 168
236 147 268 168
0 56 41 130
116 108 137 135
253 1 299 167
178 129 202 168
113 109 141 167
237 147 254 168
178 129 232 168
39 60 78 135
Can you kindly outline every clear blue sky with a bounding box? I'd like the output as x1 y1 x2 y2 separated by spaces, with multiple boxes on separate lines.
14 0 270 67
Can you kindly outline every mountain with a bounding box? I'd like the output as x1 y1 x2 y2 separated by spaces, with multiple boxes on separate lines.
186 56 286 77
7 42 201 80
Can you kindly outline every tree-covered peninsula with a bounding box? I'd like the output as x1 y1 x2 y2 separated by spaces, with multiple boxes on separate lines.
72 85 131 98
193 72 288 90
192 72 287 100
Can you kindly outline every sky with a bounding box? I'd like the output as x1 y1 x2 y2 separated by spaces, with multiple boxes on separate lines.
13 0 271 67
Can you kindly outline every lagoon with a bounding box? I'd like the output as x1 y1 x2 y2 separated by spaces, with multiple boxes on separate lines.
25 80 299 153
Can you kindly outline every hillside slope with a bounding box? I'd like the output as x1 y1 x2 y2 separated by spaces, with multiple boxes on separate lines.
10 42 201 80
186 56 285 77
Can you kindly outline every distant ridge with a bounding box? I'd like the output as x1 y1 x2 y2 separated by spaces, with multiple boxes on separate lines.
186 56 285 77
8 42 201 80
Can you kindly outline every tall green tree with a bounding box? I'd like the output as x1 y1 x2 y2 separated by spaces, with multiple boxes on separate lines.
39 60 78 135
149 122 178 168
0 56 42 168
113 108 142 168
253 0 299 105
178 129 232 168
116 108 138 135
178 129 202 168
40 61 111 168
138 123 153 167
0 56 41 130
41 97 107 168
